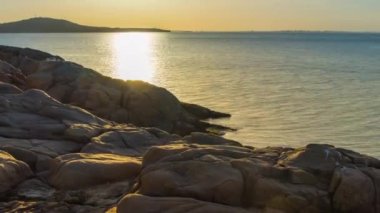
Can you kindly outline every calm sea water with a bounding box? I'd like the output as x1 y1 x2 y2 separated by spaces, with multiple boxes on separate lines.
1 32 380 158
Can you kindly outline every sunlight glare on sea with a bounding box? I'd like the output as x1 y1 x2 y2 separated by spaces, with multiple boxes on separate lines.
111 33 156 82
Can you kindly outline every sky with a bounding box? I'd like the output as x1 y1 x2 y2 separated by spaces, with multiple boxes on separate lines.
1 0 380 32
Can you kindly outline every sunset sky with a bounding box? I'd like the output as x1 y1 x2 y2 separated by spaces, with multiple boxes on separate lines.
1 0 380 31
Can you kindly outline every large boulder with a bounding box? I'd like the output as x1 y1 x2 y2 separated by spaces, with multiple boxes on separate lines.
48 153 141 190
231 159 330 212
139 160 244 206
330 168 376 213
0 151 33 194
131 143 380 213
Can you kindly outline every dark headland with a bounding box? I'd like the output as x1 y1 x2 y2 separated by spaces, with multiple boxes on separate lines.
0 17 170 33
0 45 379 212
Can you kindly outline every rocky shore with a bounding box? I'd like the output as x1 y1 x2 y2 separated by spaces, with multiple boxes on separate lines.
0 45 379 213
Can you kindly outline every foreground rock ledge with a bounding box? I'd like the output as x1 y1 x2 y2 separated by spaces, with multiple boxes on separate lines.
0 47 379 212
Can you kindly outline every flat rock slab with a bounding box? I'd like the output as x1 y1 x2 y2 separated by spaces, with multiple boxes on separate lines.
0 137 82 158
48 153 141 190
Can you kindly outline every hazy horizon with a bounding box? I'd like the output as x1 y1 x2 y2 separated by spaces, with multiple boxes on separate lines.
1 0 380 32
2 17 380 34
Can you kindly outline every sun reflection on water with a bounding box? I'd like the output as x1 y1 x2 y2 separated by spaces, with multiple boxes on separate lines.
112 33 156 82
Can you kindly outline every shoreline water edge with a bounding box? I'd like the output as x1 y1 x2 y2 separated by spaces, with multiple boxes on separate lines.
0 45 379 212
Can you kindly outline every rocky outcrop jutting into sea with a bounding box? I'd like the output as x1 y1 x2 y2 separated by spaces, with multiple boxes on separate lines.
0 45 232 136
0 46 379 213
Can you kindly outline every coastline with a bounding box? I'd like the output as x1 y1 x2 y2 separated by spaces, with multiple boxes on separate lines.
0 45 379 212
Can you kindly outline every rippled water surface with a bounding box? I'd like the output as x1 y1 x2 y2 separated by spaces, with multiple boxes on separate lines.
1 32 379 157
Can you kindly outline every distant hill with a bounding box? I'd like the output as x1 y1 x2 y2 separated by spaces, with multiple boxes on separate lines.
0 17 170 33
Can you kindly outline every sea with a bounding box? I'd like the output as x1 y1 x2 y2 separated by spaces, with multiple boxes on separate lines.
0 32 379 158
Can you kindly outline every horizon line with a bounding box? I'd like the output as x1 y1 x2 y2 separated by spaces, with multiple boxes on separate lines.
2 17 380 34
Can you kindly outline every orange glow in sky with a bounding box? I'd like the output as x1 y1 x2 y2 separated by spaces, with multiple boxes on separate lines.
1 0 380 31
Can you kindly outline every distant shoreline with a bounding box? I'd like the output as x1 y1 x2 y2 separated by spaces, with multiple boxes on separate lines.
2 17 380 34
0 31 171 34
0 17 170 33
